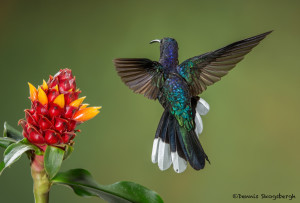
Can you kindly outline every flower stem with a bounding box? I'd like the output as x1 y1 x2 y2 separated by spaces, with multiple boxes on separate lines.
31 154 51 203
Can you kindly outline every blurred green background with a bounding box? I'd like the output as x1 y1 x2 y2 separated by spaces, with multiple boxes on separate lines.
0 0 299 202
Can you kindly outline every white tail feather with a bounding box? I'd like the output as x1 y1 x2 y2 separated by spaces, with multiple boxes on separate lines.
151 138 159 163
158 141 172 170
197 98 210 115
194 112 203 136
171 152 187 173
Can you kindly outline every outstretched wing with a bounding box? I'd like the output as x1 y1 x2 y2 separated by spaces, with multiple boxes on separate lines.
114 58 164 100
177 31 272 96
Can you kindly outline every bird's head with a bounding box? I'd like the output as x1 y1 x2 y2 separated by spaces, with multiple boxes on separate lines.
150 37 178 67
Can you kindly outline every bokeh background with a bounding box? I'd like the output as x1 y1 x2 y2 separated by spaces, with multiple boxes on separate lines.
0 0 299 203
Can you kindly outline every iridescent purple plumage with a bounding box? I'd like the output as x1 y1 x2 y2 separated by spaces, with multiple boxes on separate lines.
159 38 179 74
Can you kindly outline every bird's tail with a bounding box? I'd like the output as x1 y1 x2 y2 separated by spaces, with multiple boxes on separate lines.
151 97 210 173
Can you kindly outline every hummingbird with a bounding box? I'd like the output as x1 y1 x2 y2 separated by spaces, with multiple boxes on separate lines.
114 31 272 173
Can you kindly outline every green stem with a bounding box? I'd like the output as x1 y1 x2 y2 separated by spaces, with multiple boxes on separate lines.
31 154 51 203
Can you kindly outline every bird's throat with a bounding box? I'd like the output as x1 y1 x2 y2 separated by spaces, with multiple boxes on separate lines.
159 46 178 72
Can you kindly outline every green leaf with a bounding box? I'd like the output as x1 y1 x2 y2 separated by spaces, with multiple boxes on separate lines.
0 140 36 175
63 145 74 160
20 139 43 155
0 137 17 148
52 169 164 203
0 161 4 171
0 122 24 149
44 146 65 179
3 122 23 141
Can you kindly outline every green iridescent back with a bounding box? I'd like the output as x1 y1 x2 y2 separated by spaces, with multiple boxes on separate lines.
160 73 194 131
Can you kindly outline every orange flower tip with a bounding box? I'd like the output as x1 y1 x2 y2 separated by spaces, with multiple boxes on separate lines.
53 94 65 108
42 80 48 91
28 82 38 101
79 103 89 110
38 87 48 105
73 107 101 122
69 96 86 108
53 85 59 91
75 88 80 92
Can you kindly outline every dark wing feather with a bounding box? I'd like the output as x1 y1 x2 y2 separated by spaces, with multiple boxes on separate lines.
114 58 164 100
177 31 272 96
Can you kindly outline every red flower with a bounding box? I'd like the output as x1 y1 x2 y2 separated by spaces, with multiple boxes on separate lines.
18 69 101 148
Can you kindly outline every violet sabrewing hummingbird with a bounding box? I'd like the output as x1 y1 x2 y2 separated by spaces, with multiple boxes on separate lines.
114 31 272 173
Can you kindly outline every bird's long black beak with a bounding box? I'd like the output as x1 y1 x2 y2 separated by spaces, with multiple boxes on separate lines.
150 39 161 44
